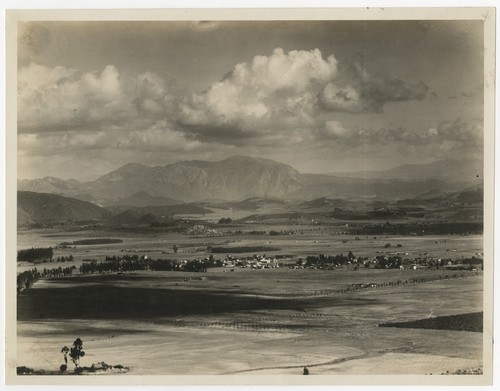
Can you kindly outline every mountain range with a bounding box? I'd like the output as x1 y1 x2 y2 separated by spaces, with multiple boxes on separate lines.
18 156 482 205
17 182 483 226
333 159 483 181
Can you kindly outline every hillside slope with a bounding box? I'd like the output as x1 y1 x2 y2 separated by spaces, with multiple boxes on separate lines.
17 191 111 225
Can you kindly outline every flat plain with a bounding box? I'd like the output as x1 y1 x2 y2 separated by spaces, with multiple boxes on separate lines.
16 225 483 376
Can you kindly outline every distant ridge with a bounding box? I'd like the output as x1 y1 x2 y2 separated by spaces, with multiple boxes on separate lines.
332 159 483 182
18 156 482 204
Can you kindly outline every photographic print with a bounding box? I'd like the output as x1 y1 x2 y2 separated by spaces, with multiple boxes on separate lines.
5 7 495 385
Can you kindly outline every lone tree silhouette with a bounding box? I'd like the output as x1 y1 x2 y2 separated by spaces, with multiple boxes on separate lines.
61 346 69 364
69 338 85 369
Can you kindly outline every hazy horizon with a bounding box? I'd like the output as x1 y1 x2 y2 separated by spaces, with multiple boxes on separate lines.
18 20 484 181
17 154 483 182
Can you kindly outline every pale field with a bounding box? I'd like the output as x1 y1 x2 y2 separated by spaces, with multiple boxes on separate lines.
16 267 483 376
15 226 484 377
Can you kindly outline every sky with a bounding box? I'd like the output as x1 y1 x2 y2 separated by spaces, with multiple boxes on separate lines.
17 20 484 181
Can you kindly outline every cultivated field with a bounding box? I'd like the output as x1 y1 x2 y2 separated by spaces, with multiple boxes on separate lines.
17 226 484 376
16 226 483 272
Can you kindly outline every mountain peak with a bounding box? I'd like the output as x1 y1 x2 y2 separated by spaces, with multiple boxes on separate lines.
41 176 65 182
222 155 289 166
115 162 149 172
223 155 259 162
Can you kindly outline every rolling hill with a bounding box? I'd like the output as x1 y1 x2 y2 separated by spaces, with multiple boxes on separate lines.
17 191 111 225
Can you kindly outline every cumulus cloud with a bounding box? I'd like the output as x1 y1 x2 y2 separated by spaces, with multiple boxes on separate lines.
17 119 234 180
318 121 351 139
18 63 170 132
174 48 430 144
18 49 431 149
17 48 437 176
429 119 483 148
318 84 361 113
176 48 338 139
18 119 203 156
315 118 482 154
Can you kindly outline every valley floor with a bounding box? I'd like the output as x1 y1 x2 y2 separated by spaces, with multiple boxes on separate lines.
16 269 483 379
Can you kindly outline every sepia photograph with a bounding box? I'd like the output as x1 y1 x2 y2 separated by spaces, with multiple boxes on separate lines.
4 6 495 386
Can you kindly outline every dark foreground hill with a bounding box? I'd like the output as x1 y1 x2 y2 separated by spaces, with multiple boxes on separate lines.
17 191 111 225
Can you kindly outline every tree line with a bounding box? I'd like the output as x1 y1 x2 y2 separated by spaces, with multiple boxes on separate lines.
17 247 53 262
79 255 224 274
17 266 78 294
350 222 483 236
209 245 280 253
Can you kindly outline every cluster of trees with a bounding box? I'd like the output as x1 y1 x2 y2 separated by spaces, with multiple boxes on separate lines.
331 208 408 220
104 254 140 262
41 266 76 278
17 247 53 263
372 255 402 269
149 220 178 228
17 268 40 293
209 245 280 254
305 252 358 268
71 238 123 245
218 217 233 224
79 255 224 274
55 255 74 263
383 243 403 248
60 338 85 372
400 256 483 270
463 256 483 265
269 230 295 236
350 222 483 236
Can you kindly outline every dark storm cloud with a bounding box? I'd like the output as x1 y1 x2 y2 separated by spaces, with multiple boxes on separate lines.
362 78 429 112
177 123 258 146
319 53 429 113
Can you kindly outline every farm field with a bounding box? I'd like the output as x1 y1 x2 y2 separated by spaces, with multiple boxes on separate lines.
15 223 485 376
16 226 483 272
17 262 483 375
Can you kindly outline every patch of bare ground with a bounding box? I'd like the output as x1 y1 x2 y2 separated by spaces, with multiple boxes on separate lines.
16 270 483 375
